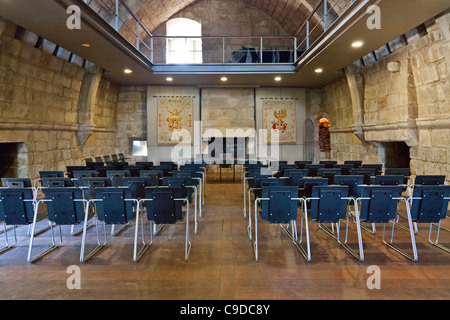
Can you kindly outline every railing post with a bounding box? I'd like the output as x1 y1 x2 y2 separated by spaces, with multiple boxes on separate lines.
260 37 263 63
136 21 140 50
223 37 225 64
150 37 154 62
306 21 310 49
115 0 119 31
294 37 297 61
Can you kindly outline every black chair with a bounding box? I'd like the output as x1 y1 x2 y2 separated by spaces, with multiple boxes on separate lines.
40 178 74 188
106 170 131 187
66 166 89 179
247 178 286 220
243 168 273 218
307 185 364 261
373 175 405 186
362 164 383 175
297 177 328 198
1 178 33 188
135 162 154 170
39 171 65 178
251 186 307 262
344 160 362 168
319 161 337 168
179 165 206 208
334 175 364 199
334 164 354 175
80 187 138 263
317 168 342 184
0 188 36 255
295 161 312 169
111 154 119 162
357 185 417 261
409 185 450 255
350 168 376 185
305 164 326 177
136 187 191 262
29 188 88 263
414 175 446 185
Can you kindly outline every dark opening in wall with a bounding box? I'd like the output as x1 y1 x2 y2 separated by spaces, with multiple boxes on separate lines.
380 142 411 169
0 143 19 180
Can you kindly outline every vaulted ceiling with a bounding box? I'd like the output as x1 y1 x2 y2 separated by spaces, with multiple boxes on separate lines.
86 0 327 35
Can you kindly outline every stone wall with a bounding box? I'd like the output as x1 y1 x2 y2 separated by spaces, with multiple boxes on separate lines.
318 10 450 183
0 18 118 180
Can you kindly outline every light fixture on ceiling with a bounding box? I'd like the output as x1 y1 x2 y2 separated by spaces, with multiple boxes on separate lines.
124 69 133 74
221 77 228 82
275 76 282 82
166 77 174 82
315 68 323 73
352 41 364 48
81 43 91 48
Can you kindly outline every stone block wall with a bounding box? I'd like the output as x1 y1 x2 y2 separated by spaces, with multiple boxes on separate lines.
317 11 450 183
0 18 118 180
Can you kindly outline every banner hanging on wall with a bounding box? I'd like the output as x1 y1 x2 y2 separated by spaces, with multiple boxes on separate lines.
262 99 296 144
157 96 194 145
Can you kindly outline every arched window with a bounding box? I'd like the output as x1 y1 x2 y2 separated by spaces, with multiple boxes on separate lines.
166 18 202 64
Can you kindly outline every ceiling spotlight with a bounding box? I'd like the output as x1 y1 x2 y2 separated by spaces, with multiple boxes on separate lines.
315 68 323 73
221 77 228 82
275 76 282 81
352 41 364 48
124 69 133 74
166 77 173 82
81 43 91 48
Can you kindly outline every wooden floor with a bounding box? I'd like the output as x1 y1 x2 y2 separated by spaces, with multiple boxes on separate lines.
0 171 449 300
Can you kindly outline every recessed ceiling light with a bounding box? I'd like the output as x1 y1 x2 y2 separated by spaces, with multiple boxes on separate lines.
81 43 91 48
275 76 282 81
124 69 133 74
352 41 364 48
315 68 323 73
221 77 228 82
166 77 173 82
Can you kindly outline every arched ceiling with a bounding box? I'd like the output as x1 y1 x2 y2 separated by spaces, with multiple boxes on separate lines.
87 0 325 36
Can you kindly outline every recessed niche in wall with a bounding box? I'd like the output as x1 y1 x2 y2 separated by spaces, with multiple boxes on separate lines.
378 142 411 169
0 143 27 181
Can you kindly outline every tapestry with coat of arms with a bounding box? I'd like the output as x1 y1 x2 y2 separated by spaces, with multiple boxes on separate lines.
157 96 194 145
262 99 296 144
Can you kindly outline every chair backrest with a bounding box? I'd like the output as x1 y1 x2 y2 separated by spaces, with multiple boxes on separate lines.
41 178 74 188
317 168 342 184
135 162 153 170
373 175 405 186
140 170 164 179
410 185 450 223
118 153 126 161
294 161 313 169
253 178 286 189
297 177 328 197
0 188 35 225
111 154 119 162
77 177 113 200
334 164 354 175
106 170 131 187
285 169 309 186
94 156 103 163
319 161 337 168
122 177 158 199
144 187 181 224
66 166 88 178
43 188 85 225
1 178 32 188
350 168 376 185
39 171 65 178
334 175 364 198
305 164 326 177
361 164 383 175
414 175 446 185
260 186 298 223
344 160 362 168
359 186 403 223
385 168 410 176
94 187 135 224
309 186 349 223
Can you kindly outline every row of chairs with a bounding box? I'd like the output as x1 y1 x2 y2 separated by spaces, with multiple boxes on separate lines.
0 163 207 263
85 153 129 165
243 162 449 262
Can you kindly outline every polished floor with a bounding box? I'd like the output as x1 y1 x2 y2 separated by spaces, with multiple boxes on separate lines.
0 171 449 300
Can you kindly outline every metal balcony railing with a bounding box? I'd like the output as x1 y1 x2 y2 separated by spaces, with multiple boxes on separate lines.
84 0 357 66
